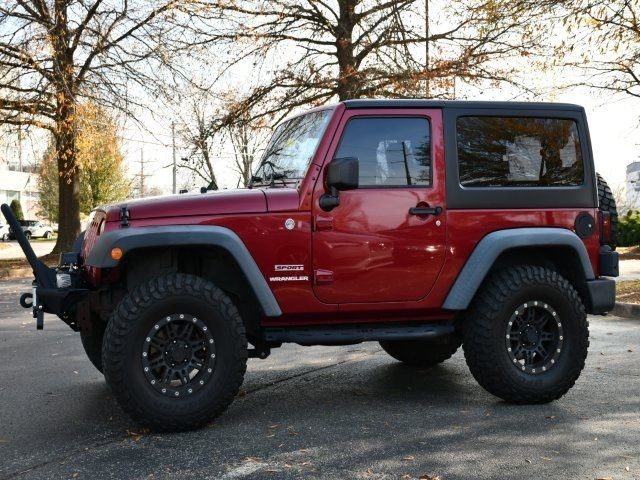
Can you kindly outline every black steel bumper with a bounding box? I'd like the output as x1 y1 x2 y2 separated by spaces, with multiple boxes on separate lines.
1 203 88 329
585 246 619 315
585 278 616 315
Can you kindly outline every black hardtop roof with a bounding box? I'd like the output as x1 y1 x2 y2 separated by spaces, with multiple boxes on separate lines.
342 99 584 111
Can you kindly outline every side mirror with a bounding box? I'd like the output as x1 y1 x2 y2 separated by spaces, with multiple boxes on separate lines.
320 157 359 212
327 157 359 191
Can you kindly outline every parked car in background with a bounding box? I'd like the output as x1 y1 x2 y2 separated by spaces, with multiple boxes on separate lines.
0 224 8 241
9 220 54 240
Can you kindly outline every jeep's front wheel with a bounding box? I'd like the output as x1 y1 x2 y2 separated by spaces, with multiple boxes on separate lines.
102 273 247 431
462 265 589 404
379 334 461 367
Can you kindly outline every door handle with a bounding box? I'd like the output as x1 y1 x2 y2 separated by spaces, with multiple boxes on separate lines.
408 206 442 216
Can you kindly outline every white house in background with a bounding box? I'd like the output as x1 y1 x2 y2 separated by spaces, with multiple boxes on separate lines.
0 163 40 224
626 161 640 212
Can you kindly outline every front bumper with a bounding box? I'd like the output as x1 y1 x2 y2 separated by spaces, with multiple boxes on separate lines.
26 284 88 329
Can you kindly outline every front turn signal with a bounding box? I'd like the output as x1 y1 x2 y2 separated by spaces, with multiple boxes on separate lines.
111 247 123 261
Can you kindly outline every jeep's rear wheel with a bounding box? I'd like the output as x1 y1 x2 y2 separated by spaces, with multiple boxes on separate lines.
462 265 589 404
379 334 461 367
102 273 247 431
80 320 106 373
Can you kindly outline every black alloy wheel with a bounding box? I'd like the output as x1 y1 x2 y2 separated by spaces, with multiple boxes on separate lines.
506 301 562 375
141 313 216 397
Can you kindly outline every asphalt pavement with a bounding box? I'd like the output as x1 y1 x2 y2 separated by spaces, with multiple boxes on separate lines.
0 277 639 480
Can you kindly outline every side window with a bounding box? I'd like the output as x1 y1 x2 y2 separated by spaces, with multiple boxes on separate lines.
456 116 584 187
334 117 431 186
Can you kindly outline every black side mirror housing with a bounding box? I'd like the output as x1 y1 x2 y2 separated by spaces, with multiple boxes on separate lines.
320 157 359 212
327 157 359 191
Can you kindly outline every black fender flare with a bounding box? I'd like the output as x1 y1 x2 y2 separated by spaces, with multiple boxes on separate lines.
85 225 282 317
442 227 595 310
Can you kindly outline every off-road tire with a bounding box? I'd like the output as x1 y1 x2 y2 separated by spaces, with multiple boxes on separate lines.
597 173 617 249
379 334 461 367
102 273 248 431
80 320 106 373
43 231 51 239
462 265 589 404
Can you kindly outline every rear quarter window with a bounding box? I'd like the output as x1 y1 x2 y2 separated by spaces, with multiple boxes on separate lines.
456 116 584 187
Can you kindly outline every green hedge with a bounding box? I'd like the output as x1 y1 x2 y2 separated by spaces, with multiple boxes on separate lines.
618 211 640 247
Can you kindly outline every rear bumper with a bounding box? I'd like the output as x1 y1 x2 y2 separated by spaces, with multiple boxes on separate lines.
585 278 616 315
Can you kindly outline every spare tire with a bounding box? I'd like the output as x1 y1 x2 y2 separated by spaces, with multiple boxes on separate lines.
596 173 618 250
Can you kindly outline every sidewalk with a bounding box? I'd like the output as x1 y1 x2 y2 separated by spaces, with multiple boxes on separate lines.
617 258 640 281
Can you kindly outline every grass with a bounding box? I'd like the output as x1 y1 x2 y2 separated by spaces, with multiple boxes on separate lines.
616 280 640 304
618 246 640 260
0 253 58 272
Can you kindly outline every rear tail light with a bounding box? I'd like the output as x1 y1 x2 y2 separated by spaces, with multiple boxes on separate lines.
599 211 612 244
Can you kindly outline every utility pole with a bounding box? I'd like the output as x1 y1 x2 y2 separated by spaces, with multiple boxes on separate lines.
135 147 152 198
172 121 177 194
425 0 430 99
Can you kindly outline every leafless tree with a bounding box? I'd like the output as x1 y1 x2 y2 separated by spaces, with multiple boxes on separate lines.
0 1 219 251
178 96 220 191
560 1 639 99
209 0 551 122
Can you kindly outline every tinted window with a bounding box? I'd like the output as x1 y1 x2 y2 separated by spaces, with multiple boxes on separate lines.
457 116 584 187
334 117 431 186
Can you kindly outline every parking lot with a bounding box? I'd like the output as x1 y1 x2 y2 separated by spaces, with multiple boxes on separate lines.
0 277 638 480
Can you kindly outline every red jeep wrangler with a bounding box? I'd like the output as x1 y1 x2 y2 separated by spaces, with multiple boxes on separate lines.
3 100 619 431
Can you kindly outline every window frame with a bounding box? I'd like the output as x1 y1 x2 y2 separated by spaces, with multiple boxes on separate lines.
443 107 597 209
333 115 434 189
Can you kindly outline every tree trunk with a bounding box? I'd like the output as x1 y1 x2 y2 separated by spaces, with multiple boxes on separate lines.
52 103 81 253
51 0 81 254
336 0 360 100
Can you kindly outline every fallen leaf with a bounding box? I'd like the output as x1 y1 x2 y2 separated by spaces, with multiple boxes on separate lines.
628 349 633 353
625 466 630 471
366 468 374 475
243 457 261 463
268 424 279 429
402 456 415 461
73 370 79 374
546 415 556 419
525 459 532 464
600 352 605 356
420 475 442 480
126 430 144 442
595 477 613 480
298 448 310 453
72 474 79 478
266 434 275 438
540 456 552 461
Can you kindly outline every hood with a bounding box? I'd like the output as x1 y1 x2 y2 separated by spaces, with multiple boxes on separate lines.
104 188 300 222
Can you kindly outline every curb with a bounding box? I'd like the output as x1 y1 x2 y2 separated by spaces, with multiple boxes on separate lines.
611 302 640 319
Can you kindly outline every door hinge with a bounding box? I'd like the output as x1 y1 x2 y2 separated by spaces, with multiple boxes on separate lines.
314 269 334 285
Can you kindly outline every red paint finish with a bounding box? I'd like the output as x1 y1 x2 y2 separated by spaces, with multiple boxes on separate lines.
104 189 267 222
81 103 605 327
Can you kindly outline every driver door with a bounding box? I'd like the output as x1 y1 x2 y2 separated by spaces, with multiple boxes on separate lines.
311 109 446 304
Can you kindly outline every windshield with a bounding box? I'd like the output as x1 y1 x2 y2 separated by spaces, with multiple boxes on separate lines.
252 109 333 187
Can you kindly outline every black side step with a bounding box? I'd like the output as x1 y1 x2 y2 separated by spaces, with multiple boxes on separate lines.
264 322 455 345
